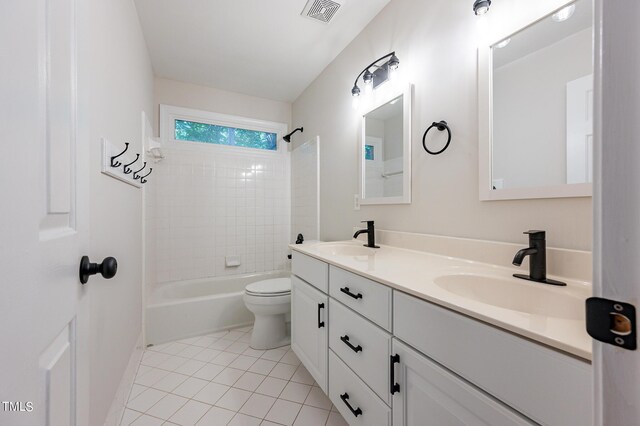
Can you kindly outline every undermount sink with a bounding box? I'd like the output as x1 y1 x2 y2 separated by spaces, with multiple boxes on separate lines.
434 274 584 320
316 243 376 257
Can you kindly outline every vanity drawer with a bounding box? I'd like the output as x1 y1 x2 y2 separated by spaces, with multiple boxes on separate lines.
292 251 328 293
329 299 391 405
329 350 391 426
393 290 593 426
329 266 392 331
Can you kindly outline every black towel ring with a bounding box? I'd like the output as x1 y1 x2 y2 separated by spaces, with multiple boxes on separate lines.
422 121 451 155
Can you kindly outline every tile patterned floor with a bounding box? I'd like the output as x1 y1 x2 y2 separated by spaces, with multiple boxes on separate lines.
121 326 348 426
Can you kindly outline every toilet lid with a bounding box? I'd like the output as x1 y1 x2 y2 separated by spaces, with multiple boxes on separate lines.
245 278 291 296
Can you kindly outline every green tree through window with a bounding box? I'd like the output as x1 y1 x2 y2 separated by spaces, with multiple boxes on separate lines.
175 119 277 150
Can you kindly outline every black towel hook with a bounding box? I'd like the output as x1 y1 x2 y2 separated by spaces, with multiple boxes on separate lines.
422 120 452 155
110 143 129 167
123 154 140 174
133 162 148 180
139 168 153 184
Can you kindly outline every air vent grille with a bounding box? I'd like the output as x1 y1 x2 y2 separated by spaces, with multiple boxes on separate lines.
302 0 342 24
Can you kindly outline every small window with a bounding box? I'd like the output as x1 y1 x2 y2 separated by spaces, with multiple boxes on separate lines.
174 119 277 151
365 145 375 160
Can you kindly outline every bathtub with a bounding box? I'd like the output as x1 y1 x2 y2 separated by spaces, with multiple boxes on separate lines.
146 270 290 345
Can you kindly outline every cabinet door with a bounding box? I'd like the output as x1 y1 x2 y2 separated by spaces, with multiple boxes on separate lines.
291 275 329 392
392 339 532 426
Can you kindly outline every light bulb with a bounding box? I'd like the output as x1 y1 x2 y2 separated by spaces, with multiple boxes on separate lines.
352 96 360 110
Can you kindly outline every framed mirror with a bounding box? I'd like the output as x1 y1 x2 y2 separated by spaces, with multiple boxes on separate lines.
478 0 593 200
360 84 412 205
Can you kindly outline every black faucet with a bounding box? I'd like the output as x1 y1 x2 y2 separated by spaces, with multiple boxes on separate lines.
353 221 380 248
295 234 304 244
512 230 566 286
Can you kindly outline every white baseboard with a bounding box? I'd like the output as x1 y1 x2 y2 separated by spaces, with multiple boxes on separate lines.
103 333 144 426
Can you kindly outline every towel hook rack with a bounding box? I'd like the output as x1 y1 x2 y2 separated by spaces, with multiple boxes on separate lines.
123 154 140 174
110 143 129 167
133 162 147 180
139 168 153 184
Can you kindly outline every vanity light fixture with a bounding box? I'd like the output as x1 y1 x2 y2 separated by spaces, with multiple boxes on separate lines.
351 51 400 98
473 0 491 16
283 127 303 143
552 3 576 22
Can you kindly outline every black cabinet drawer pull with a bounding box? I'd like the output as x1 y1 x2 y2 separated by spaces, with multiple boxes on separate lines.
390 354 400 394
340 393 363 417
317 303 325 328
340 287 363 300
340 335 363 353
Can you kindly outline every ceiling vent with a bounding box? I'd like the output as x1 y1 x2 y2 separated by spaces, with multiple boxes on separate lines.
301 0 343 24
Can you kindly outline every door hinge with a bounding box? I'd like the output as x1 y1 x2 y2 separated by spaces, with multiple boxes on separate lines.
586 297 636 350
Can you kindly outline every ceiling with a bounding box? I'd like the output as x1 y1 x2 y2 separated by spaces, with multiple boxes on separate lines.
134 0 391 102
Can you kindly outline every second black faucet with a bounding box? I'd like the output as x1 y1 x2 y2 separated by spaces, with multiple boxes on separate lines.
353 221 380 248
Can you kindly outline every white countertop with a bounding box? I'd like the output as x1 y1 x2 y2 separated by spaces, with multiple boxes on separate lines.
290 240 592 361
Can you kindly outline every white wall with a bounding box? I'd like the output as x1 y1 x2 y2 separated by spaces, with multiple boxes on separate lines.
81 0 154 424
153 78 291 134
493 28 592 188
292 0 592 250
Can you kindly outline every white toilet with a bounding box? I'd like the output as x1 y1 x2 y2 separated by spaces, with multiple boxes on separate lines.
243 277 291 350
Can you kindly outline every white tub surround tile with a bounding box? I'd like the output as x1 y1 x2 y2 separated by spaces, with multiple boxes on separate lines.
148 145 291 285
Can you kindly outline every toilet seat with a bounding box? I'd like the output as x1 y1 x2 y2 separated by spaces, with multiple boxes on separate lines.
245 278 291 297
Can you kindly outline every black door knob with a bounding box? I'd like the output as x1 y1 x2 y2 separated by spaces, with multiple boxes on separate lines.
79 256 118 284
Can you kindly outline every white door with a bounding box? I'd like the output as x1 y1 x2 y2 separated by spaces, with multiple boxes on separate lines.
566 74 594 184
291 276 329 392
592 0 640 424
391 339 532 426
0 0 90 425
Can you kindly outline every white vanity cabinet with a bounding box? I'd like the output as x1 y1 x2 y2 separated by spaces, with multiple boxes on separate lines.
291 251 592 426
391 339 532 426
394 291 592 426
291 271 329 392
